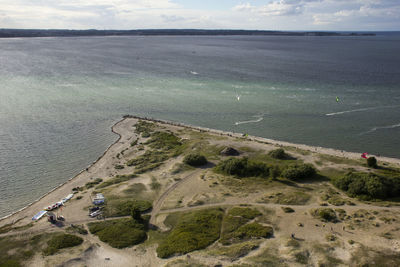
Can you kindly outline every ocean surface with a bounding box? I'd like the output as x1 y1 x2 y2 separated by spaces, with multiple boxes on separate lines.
1 34 400 218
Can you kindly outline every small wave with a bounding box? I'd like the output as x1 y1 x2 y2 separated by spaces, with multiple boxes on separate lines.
360 123 400 135
326 105 400 116
190 71 198 75
235 115 264 125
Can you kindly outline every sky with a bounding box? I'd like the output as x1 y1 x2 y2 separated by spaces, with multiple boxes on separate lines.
0 0 399 31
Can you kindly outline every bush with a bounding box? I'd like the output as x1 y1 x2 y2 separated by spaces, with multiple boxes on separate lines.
228 207 261 220
183 154 207 166
88 218 147 248
66 224 88 235
216 157 269 178
281 207 295 213
146 131 182 151
104 199 152 217
114 164 124 170
156 208 224 258
268 148 289 159
233 223 273 240
85 178 103 189
281 164 316 180
311 208 337 222
96 174 136 189
332 172 399 200
367 157 378 168
43 234 83 255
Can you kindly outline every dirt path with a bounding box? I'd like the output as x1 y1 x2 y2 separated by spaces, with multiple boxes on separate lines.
149 168 204 226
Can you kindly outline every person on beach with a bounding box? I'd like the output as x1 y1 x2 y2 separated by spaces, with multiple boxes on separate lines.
291 233 295 239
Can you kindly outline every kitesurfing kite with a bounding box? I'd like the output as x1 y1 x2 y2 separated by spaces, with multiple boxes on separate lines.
361 152 369 159
336 96 339 103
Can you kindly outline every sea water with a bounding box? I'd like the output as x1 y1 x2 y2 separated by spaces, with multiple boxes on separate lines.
0 35 399 218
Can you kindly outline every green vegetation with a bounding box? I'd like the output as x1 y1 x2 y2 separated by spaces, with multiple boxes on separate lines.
220 207 270 245
85 178 103 189
88 218 147 248
130 139 138 147
294 250 310 264
247 246 287 267
215 157 269 178
134 120 155 135
228 207 262 220
332 172 400 200
351 245 400 266
0 234 45 267
208 241 260 260
281 207 295 213
281 164 316 181
183 153 207 166
146 131 182 152
234 223 273 240
126 150 168 173
114 164 125 169
260 191 311 205
66 224 88 235
150 177 161 191
43 234 83 255
103 199 152 217
0 220 33 234
156 208 224 258
170 162 194 174
311 208 337 222
268 148 291 160
96 174 136 189
367 157 378 168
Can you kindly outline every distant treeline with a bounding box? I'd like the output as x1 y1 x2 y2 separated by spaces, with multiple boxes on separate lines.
0 29 375 38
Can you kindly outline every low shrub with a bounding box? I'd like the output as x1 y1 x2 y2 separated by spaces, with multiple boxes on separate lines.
96 174 136 189
114 164 124 170
85 178 103 189
66 224 88 235
88 218 147 248
367 157 378 168
215 157 269 178
228 207 262 220
268 148 290 160
281 207 295 213
134 120 155 134
156 208 224 258
146 131 182 151
43 234 83 255
183 153 207 166
233 223 273 240
311 208 337 222
104 199 152 217
281 164 316 181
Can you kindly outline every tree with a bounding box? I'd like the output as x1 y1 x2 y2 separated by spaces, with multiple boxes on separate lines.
367 157 377 168
131 207 142 222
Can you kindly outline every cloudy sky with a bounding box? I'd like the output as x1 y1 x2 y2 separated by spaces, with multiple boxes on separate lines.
0 0 399 30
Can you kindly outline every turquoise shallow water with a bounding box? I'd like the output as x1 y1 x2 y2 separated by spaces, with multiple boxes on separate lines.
0 35 399 218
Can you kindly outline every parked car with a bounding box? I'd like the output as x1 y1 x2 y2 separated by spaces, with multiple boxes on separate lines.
89 206 100 213
89 210 102 217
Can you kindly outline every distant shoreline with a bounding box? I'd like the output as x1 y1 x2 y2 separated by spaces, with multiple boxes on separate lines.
0 29 376 38
1 114 399 223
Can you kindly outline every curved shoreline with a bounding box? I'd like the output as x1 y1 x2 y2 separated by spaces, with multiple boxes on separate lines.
123 115 400 165
0 117 124 222
2 115 400 222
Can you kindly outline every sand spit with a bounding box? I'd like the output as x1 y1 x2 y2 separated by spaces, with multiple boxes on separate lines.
2 115 400 226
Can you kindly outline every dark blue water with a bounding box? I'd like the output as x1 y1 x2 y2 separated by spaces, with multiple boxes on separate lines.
0 34 399 217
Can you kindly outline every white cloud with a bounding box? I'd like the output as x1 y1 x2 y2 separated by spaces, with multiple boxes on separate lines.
0 0 399 30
